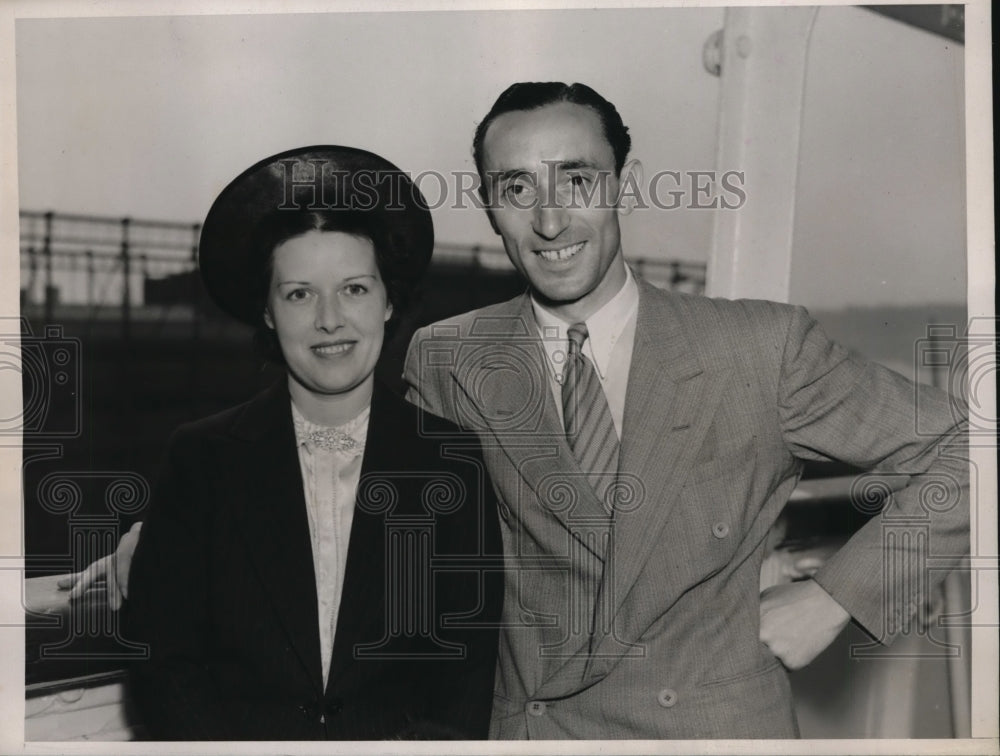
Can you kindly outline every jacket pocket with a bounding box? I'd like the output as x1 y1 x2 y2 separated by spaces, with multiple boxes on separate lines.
697 654 783 689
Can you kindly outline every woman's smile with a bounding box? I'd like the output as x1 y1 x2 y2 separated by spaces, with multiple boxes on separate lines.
311 340 356 357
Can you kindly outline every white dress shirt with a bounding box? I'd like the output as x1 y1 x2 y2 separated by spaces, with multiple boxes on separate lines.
531 265 639 436
291 401 369 689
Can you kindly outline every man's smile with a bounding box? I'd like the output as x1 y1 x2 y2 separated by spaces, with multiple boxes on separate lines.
536 241 585 262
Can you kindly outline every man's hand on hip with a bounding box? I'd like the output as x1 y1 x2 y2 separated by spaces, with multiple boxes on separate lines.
759 578 850 670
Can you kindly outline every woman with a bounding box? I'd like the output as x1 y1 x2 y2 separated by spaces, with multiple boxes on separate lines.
124 146 502 740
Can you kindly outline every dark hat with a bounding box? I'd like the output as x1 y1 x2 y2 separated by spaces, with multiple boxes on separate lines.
199 145 434 325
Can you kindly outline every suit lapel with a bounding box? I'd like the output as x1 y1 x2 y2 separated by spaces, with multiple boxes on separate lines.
591 281 730 656
229 381 324 695
452 294 611 538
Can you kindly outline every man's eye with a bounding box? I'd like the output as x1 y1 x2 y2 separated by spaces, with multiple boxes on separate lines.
565 173 596 191
503 182 536 203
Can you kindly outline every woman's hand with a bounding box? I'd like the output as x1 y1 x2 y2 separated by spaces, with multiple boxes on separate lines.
57 521 143 610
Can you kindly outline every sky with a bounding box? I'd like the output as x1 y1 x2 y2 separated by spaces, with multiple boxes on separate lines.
10 5 970 309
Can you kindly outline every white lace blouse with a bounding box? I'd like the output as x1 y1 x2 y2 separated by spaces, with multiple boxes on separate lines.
290 401 370 688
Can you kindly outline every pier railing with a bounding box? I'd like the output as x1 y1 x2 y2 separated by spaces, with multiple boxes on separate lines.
18 210 707 339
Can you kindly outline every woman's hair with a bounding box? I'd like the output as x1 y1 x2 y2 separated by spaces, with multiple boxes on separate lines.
248 209 414 366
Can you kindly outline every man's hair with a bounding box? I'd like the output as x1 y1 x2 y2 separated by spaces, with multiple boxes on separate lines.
472 82 632 203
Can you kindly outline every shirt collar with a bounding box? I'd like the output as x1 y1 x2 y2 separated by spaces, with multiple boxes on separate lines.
531 265 639 382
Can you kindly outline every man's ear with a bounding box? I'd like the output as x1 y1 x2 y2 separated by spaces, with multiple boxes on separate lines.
616 159 644 217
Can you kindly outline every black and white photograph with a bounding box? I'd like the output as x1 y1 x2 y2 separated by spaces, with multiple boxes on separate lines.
1 0 995 752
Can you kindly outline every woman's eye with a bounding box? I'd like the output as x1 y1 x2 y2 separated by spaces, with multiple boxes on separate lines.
285 289 310 302
344 284 369 296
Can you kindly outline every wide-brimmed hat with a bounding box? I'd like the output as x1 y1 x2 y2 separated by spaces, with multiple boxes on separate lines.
199 145 434 325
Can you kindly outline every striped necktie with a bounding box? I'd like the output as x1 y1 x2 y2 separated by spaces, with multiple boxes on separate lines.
562 323 620 510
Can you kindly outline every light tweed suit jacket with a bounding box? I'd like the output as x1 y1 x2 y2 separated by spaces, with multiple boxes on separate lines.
402 277 969 739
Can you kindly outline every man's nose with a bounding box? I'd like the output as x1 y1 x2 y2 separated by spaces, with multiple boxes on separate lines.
531 200 570 240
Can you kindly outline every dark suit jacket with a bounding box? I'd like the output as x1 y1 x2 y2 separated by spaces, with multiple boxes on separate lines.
126 381 503 740
403 278 969 739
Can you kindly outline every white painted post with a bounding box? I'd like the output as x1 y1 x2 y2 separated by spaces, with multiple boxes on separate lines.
705 7 819 303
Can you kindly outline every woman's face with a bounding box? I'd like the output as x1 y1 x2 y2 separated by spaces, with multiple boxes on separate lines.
264 230 392 404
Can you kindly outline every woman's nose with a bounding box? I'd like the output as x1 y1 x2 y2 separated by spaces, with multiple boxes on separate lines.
314 296 341 331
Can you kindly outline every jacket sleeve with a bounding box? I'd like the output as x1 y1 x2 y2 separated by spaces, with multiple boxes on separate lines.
775 306 969 644
125 427 235 740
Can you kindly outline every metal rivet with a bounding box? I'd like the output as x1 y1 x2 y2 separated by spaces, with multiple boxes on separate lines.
703 29 723 76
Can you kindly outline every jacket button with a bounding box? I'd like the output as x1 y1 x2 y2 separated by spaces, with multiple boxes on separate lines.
712 522 730 538
299 701 324 721
527 700 547 716
657 688 678 708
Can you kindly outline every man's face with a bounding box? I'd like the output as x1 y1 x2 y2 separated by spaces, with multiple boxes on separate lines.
481 101 633 320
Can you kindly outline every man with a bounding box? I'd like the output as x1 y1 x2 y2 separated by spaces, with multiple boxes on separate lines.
69 81 968 740
401 82 968 738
